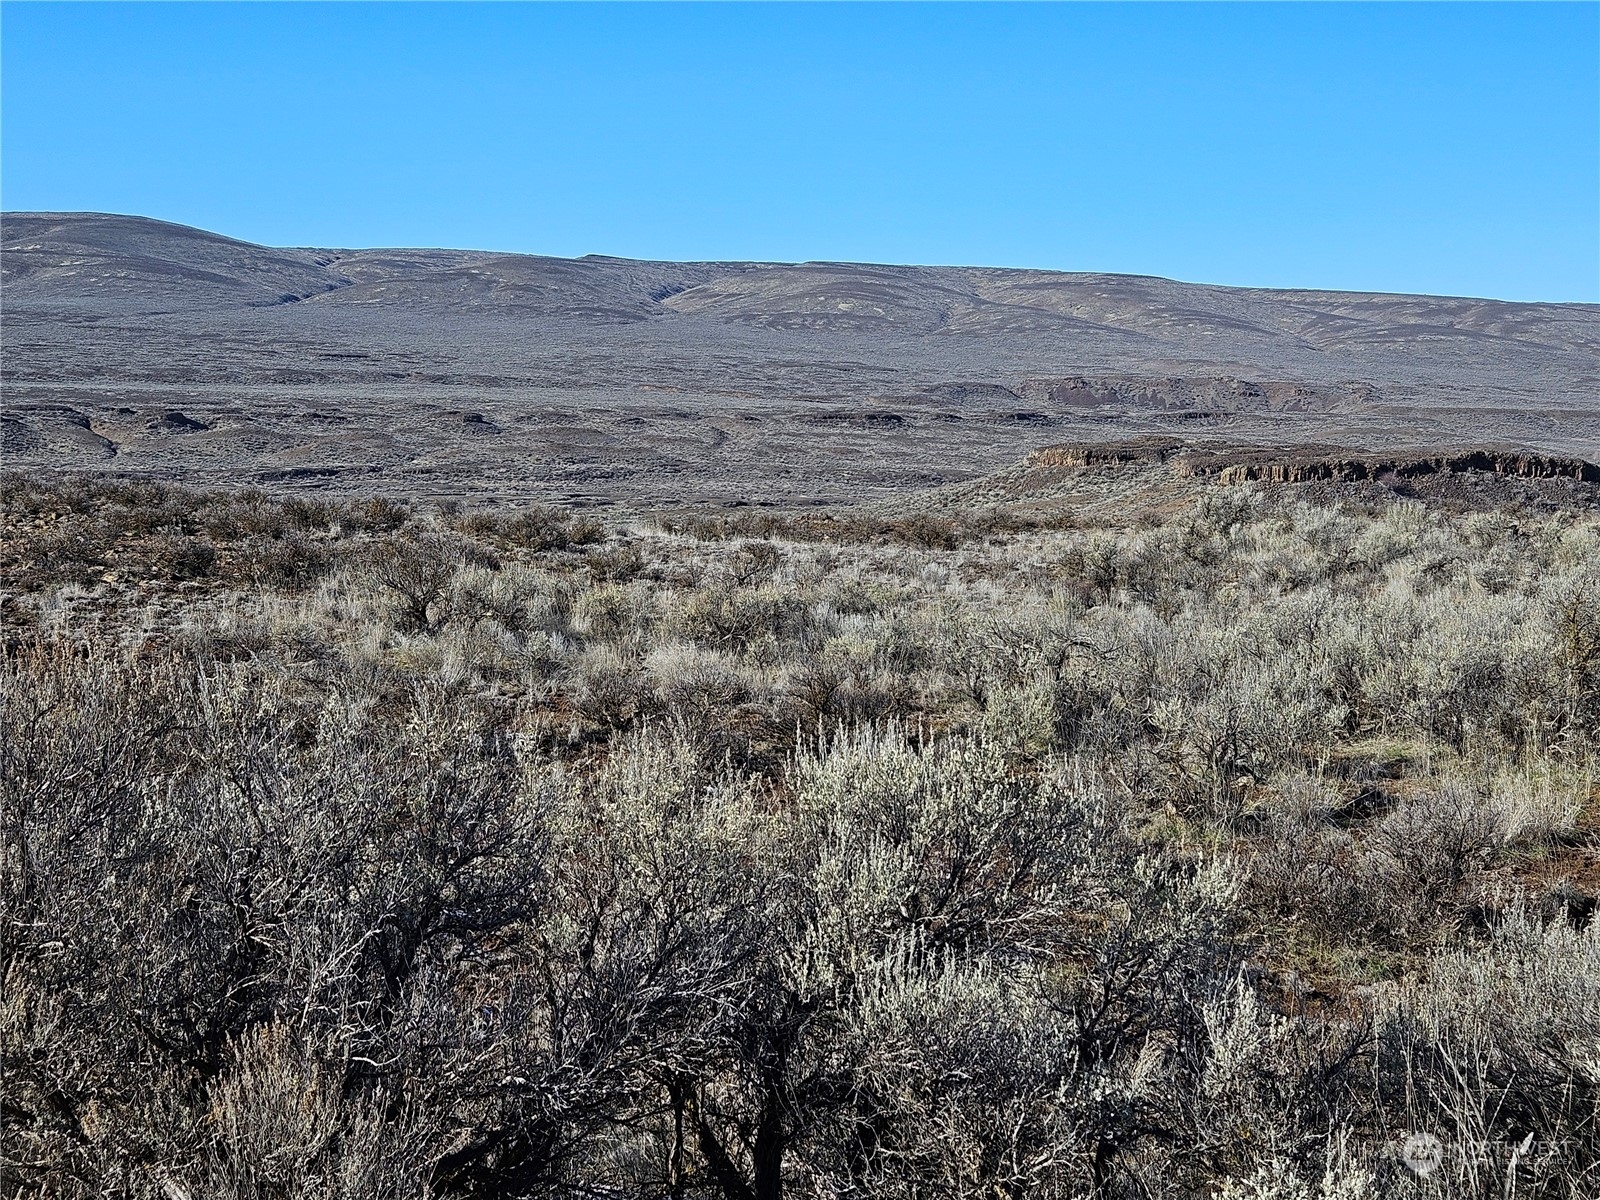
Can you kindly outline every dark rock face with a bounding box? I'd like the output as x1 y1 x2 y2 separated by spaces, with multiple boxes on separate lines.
1189 449 1600 485
1028 440 1600 484
1027 438 1188 469
152 410 209 433
454 411 501 434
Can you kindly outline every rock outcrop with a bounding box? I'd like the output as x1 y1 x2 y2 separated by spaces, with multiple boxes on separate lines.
1028 440 1600 484
1184 449 1600 485
1014 376 1364 414
1027 438 1187 469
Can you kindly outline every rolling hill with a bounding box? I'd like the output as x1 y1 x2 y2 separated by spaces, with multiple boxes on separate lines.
4 212 1596 505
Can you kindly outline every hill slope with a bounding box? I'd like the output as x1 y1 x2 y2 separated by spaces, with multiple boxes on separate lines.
4 212 1597 505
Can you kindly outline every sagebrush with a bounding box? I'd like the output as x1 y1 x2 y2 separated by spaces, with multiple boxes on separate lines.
3 473 1598 1198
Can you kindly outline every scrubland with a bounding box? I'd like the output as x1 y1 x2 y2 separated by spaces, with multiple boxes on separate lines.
3 472 1598 1199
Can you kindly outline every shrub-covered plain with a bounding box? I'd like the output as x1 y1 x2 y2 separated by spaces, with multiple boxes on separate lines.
3 472 1598 1198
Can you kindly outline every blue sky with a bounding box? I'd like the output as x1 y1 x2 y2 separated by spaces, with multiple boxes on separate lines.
3 2 1596 302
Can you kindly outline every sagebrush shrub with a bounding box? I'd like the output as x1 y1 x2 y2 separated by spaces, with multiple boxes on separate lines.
5 473 1599 1198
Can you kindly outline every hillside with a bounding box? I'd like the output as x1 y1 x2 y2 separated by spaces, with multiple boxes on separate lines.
4 212 1597 505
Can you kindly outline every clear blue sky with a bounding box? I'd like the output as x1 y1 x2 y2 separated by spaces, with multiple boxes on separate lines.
3 2 1596 302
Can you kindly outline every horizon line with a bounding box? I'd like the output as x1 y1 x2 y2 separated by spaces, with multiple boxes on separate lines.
4 207 1594 309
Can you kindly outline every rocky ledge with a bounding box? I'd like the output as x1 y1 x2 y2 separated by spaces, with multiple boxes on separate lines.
1028 441 1600 485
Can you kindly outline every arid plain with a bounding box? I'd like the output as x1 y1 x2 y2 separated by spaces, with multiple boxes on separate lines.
5 211 1597 508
